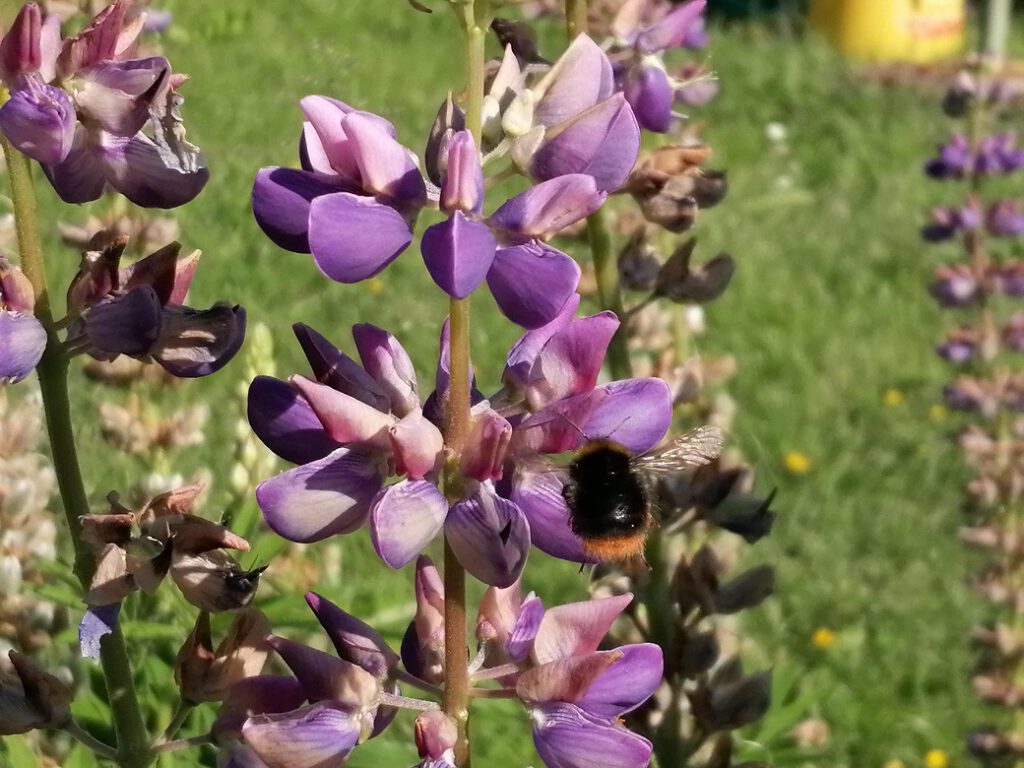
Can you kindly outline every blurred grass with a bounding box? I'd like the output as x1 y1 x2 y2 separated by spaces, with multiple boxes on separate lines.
6 1 1024 766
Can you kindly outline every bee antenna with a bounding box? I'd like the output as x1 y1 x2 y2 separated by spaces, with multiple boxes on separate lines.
556 412 592 442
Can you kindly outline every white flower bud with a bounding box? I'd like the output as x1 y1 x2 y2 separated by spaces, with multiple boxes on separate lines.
0 555 22 596
502 89 535 138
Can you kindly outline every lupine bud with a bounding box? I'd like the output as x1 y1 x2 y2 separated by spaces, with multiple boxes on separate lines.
707 669 772 730
415 710 458 760
175 609 271 703
0 651 73 734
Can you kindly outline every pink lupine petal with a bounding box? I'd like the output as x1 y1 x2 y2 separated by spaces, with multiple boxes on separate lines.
531 593 634 664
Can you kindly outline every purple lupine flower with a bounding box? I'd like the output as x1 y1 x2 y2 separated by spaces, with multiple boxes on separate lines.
0 1 209 208
607 0 709 133
252 96 426 283
994 262 1024 297
495 297 673 562
0 257 45 384
987 200 1024 237
65 240 245 377
930 264 980 307
421 129 600 328
249 306 673 579
921 202 982 242
250 323 445 554
936 327 979 363
926 132 1024 179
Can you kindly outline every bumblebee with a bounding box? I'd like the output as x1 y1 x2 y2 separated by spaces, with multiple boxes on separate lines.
561 426 724 562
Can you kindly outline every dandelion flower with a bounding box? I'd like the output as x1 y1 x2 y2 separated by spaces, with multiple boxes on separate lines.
784 451 811 475
811 627 836 648
925 749 949 768
929 404 948 421
884 388 905 406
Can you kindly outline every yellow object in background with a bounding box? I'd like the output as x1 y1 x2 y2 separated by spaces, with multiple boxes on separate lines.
809 0 965 63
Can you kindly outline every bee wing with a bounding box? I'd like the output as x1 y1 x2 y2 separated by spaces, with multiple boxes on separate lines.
631 425 724 476
510 453 566 479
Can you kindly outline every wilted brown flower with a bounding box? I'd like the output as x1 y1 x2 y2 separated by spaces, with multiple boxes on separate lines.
175 609 271 703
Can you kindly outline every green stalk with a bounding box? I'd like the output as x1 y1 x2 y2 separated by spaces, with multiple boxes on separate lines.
563 3 633 380
984 0 1012 64
565 0 588 40
442 3 489 765
2 139 153 768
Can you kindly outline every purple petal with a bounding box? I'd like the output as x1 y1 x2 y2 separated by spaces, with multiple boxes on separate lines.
101 131 209 209
243 702 361 768
255 447 383 543
637 0 707 53
532 594 634 664
489 174 605 239
440 130 484 214
623 63 674 134
247 375 342 464
445 485 530 587
509 466 593 561
73 57 170 137
578 644 663 718
305 592 399 678
0 81 75 165
352 323 420 417
266 635 379 708
507 595 544 662
293 323 390 412
583 379 672 453
524 311 619 409
503 295 581 390
152 303 247 378
512 389 605 456
42 124 107 204
370 479 448 568
253 167 352 253
488 243 581 330
214 676 308 739
421 213 497 300
531 703 653 768
78 602 122 661
343 112 426 204
308 192 413 283
0 311 46 384
531 94 640 193
218 745 270 768
84 285 162 356
535 35 615 127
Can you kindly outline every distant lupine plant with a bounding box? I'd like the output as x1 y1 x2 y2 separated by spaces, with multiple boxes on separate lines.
0 1 774 768
923 61 1024 761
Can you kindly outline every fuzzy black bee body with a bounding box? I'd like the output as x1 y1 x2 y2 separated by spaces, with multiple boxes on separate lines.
558 426 726 562
564 440 652 561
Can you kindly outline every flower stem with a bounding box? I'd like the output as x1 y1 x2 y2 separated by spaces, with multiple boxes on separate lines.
2 138 153 768
154 698 194 746
565 0 588 40
588 207 633 379
64 720 119 760
561 6 633 379
441 3 490 766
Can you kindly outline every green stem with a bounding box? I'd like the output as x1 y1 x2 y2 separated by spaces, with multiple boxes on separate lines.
984 0 1012 64
441 4 489 766
2 139 153 768
565 0 588 39
588 207 633 378
155 698 194 746
64 720 119 760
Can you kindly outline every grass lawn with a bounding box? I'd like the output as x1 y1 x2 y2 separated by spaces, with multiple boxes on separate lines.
6 0 1021 766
